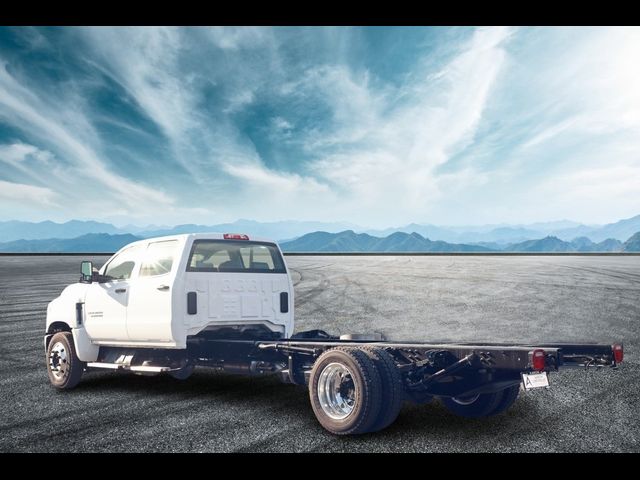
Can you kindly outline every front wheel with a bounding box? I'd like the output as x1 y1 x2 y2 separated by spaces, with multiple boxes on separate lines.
46 332 85 389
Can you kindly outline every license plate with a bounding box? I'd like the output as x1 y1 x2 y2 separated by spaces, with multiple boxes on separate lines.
522 372 550 390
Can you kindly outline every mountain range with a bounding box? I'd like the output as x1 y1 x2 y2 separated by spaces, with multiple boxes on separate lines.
0 216 639 252
281 231 637 253
2 215 639 244
363 215 640 244
281 231 494 252
0 230 638 253
0 219 357 243
0 233 141 253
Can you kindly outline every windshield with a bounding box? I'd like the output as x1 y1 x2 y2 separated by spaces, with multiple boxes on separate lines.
186 240 287 274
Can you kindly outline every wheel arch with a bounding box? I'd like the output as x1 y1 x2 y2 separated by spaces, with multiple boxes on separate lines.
44 322 99 362
45 322 73 350
47 321 72 334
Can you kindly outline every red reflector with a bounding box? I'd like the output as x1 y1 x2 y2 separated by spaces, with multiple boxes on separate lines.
531 349 546 371
223 233 249 240
612 344 623 364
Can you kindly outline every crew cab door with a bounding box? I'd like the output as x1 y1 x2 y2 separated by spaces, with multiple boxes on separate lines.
126 239 180 342
84 245 142 342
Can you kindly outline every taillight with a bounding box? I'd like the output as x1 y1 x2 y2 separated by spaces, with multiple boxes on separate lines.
612 344 623 364
531 349 546 371
223 233 249 240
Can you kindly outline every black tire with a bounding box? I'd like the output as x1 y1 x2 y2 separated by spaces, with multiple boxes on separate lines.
489 384 520 416
46 332 85 389
361 347 404 432
441 391 503 418
168 364 195 380
309 347 383 435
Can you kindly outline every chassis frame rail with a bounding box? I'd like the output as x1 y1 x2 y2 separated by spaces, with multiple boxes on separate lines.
186 333 622 399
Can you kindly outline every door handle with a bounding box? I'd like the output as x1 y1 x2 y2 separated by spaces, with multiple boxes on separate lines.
115 288 127 293
157 284 170 291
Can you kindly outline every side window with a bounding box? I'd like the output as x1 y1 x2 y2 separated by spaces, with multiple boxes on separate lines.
104 246 140 281
139 240 179 277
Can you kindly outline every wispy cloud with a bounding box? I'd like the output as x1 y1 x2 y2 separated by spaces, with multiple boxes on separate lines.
0 142 54 167
0 179 59 207
0 58 175 219
305 27 512 221
0 26 639 226
223 163 330 194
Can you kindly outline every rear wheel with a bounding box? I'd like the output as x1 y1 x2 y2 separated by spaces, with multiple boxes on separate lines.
489 384 520 415
46 332 85 389
361 347 404 432
168 364 195 380
441 391 503 418
309 347 383 435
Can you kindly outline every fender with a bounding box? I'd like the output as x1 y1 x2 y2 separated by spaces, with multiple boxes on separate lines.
71 326 99 362
45 282 98 361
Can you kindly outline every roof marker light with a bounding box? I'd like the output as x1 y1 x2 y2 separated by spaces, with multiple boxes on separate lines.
223 233 249 240
612 344 623 364
531 349 546 371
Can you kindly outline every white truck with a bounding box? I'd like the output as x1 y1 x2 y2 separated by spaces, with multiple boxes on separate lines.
45 233 624 435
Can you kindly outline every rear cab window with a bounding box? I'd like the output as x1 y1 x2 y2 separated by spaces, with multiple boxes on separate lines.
187 240 286 273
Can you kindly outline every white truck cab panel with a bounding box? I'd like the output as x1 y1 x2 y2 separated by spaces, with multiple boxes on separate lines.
46 233 294 355
180 237 294 342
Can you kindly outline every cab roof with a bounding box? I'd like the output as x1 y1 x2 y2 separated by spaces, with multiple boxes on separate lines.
111 232 280 256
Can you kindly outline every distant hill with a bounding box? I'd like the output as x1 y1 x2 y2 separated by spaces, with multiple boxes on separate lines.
623 232 640 252
504 236 622 252
505 236 574 252
282 232 627 253
587 215 640 243
281 231 495 252
365 215 640 243
137 219 359 242
0 219 358 243
0 220 123 242
0 233 140 253
366 223 547 244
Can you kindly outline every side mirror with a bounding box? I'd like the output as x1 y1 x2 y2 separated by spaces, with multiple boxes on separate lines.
80 261 93 283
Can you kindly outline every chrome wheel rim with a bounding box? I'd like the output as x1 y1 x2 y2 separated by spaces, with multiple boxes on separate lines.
48 341 68 380
452 394 480 405
317 362 357 420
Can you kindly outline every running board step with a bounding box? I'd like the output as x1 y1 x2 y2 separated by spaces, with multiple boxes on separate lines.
87 362 173 372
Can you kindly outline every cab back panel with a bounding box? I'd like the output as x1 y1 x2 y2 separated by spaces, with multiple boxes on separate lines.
183 272 292 337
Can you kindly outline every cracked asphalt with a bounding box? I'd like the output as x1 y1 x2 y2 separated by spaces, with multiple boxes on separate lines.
0 254 638 452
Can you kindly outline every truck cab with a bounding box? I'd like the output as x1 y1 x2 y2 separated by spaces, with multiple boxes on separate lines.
45 233 294 365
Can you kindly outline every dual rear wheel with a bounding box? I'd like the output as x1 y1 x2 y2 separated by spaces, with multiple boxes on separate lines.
441 384 521 418
308 346 522 434
308 346 404 435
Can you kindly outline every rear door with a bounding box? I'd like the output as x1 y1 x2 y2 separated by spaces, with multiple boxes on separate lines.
126 239 181 343
183 239 293 337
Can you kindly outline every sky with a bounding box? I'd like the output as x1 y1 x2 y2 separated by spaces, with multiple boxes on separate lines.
0 26 639 228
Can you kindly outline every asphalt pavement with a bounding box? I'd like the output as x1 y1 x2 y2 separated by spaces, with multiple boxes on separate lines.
0 254 638 452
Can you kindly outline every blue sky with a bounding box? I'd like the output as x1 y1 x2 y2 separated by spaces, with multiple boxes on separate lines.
0 26 639 228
